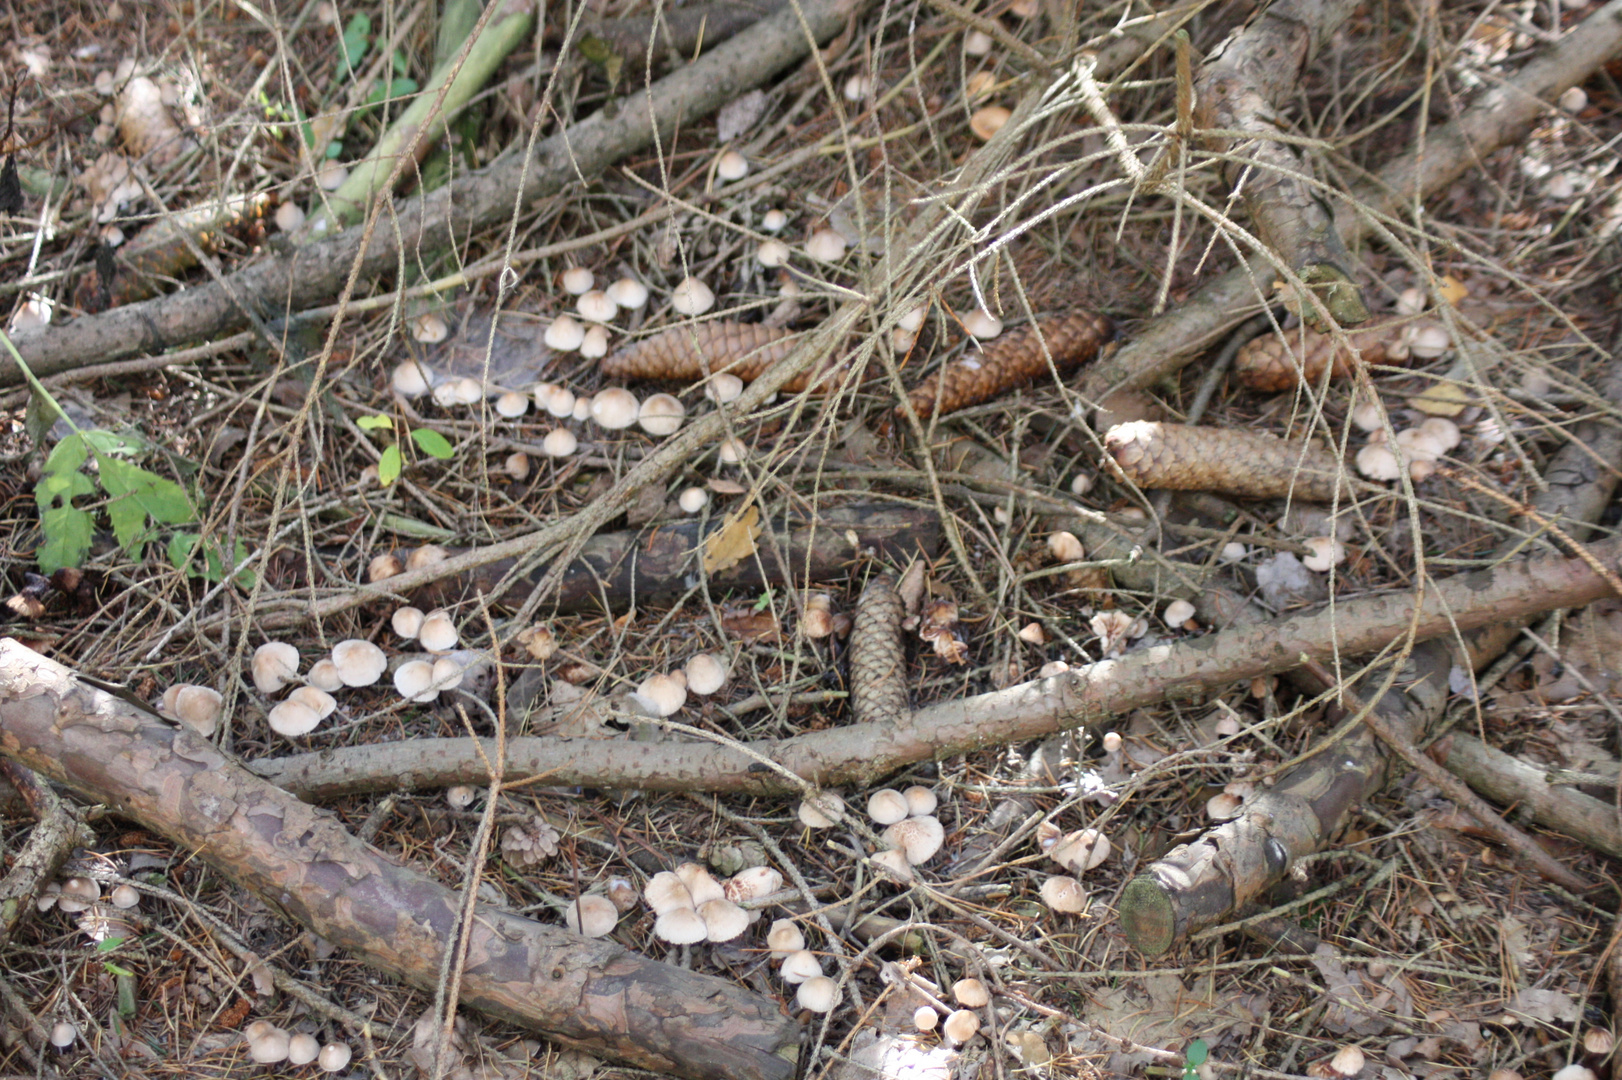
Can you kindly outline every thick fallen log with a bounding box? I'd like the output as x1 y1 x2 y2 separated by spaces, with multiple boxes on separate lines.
252 536 1622 800
0 642 800 1080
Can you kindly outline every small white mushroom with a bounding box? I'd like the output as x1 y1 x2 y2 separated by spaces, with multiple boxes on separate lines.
561 266 595 295
724 865 783 903
564 894 620 938
1051 828 1110 873
639 393 686 437
1039 660 1070 678
766 918 805 958
290 686 337 720
572 395 592 422
1039 875 1087 912
431 656 464 692
606 277 649 310
963 29 993 55
643 872 694 915
633 672 687 717
1163 599 1196 628
867 789 910 825
797 975 841 1013
449 376 483 405
393 660 438 703
804 229 847 262
970 105 1011 141
392 606 425 640
317 163 348 190
943 1009 981 1045
331 639 387 687
367 552 403 582
591 387 641 430
576 290 618 324
1329 1045 1366 1078
171 685 224 736
705 373 745 404
779 949 823 984
1418 416 1461 452
543 428 579 457
418 610 459 652
494 391 529 419
1350 399 1385 432
678 487 710 514
952 977 990 1008
674 863 726 906
1356 444 1402 481
1206 791 1243 820
685 653 728 695
671 277 716 317
843 73 873 101
252 642 301 694
699 898 750 941
49 1021 77 1048
544 315 586 352
1405 322 1451 359
246 1025 291 1064
903 786 937 817
870 848 914 881
797 792 846 828
962 309 1003 339
715 149 749 181
318 1043 353 1073
268 699 321 738
288 1033 321 1066
582 324 612 359
653 906 708 945
1301 536 1346 573
914 1006 939 1031
718 438 747 464
1018 622 1046 645
536 383 577 418
391 360 432 398
411 312 448 344
57 877 100 913
1046 531 1084 563
274 202 305 232
882 814 945 864
756 239 791 268
505 451 531 480
1220 541 1248 563
407 545 448 572
446 785 477 809
110 884 140 909
761 208 788 232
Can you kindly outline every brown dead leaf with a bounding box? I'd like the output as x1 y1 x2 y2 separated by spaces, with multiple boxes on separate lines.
703 505 761 574
722 605 781 643
917 598 968 664
708 477 748 494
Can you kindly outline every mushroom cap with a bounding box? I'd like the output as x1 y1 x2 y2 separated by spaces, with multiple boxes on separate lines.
653 906 709 944
393 660 439 703
681 654 728 697
591 387 641 430
677 487 709 515
699 898 750 941
798 792 846 828
643 871 694 915
449 376 483 405
247 1026 291 1064
756 239 790 268
318 1043 353 1072
952 977 990 1008
580 323 611 360
290 686 337 720
445 785 477 809
1583 1028 1616 1055
766 918 805 958
57 876 100 913
671 277 716 317
572 396 592 421
1047 531 1084 563
1406 322 1450 359
1330 1045 1366 1077
366 552 403 583
418 610 459 652
797 975 841 1013
576 290 618 324
914 1006 939 1031
564 894 620 938
943 1009 981 1044
638 393 686 437
391 361 431 398
1206 792 1242 820
718 438 747 464
494 390 529 418
1418 416 1461 451
504 451 531 480
761 208 788 232
391 606 426 640
779 949 823 984
431 656 464 692
804 229 847 262
1018 622 1046 645
867 789 910 825
1301 536 1347 573
331 639 388 687
962 309 1003 339
969 105 1011 141
606 278 649 310
674 863 726 906
1351 400 1384 432
252 642 301 694
544 314 586 351
705 373 744 403
870 848 914 882
964 29 993 54
1038 660 1070 678
1051 828 1110 873
724 865 782 904
902 785 938 817
110 884 140 909
268 699 322 737
171 685 224 736
1552 1069 1598 1080
561 266 595 295
306 658 345 693
1355 443 1402 481
883 814 945 865
406 544 448 572
1102 730 1123 752
49 1021 77 1048
542 428 579 457
1039 875 1087 912
535 383 575 417
716 149 749 181
288 1033 321 1066
633 672 687 717
1163 599 1196 627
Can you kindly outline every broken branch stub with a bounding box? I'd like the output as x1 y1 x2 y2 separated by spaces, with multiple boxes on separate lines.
1104 421 1349 501
0 642 799 1080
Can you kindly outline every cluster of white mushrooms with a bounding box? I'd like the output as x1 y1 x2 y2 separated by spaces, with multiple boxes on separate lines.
1035 820 1112 914
243 1021 351 1071
1353 410 1462 485
627 653 730 717
792 785 944 882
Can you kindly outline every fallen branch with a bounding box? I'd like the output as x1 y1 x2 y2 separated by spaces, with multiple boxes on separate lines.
252 536 1622 800
1435 733 1622 862
1079 0 1622 401
0 642 800 1080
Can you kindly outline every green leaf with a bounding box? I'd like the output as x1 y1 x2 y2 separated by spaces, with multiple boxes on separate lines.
411 428 454 459
356 414 394 431
95 937 125 953
168 531 201 571
1184 1040 1208 1068
37 505 93 574
378 444 402 486
391 48 409 75
43 432 88 477
340 12 372 73
98 458 194 559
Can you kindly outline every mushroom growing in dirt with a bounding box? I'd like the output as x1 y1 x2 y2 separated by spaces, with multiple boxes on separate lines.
561 266 595 295
564 894 620 938
394 660 438 703
289 686 337 720
962 309 1003 339
797 976 841 1013
542 428 579 457
246 1023 291 1064
576 290 617 324
417 610 459 652
1163 599 1196 628
331 639 387 687
767 919 805 958
779 949 823 984
1039 876 1087 912
268 699 322 738
49 1021 76 1049
867 789 910 825
698 898 750 941
715 149 749 181
606 278 649 310
943 1009 981 1044
798 792 846 828
544 314 586 352
1050 828 1110 873
288 1033 321 1066
643 872 694 915
165 684 224 736
903 786 938 817
318 1043 353 1073
684 653 728 695
672 277 716 317
591 387 641 430
252 642 300 694
952 978 990 1008
632 673 687 717
804 229 847 262
653 906 709 945
638 393 685 437
883 815 945 865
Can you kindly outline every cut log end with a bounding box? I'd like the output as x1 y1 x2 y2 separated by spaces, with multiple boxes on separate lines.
1118 875 1177 956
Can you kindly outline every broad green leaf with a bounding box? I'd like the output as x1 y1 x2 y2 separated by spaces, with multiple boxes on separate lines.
84 429 146 457
378 444 402 486
98 458 195 558
169 532 201 571
325 139 345 159
355 414 394 431
391 48 409 75
35 469 95 507
95 938 125 953
38 505 93 574
340 13 372 73
411 428 454 459
1184 1040 1208 1068
43 432 88 476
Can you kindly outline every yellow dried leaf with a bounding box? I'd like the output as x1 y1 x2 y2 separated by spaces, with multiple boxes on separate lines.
1437 275 1468 306
1411 382 1469 416
703 505 761 574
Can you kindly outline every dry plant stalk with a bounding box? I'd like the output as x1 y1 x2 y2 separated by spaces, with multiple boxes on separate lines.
1234 322 1401 392
1104 421 1347 501
601 322 843 392
900 311 1112 424
849 574 909 725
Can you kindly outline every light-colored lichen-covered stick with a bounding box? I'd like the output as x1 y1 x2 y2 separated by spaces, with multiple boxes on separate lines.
601 322 847 393
901 311 1113 424
1104 421 1349 502
0 641 799 1080
848 574 909 726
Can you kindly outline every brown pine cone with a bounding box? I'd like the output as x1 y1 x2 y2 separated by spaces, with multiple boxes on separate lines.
1104 421 1348 501
849 574 909 726
1235 323 1402 392
601 322 843 393
900 311 1113 425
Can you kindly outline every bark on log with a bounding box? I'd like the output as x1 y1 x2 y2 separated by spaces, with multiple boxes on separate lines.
409 503 940 612
1118 643 1448 955
1435 733 1622 861
0 642 800 1080
1080 0 1622 402
2 0 863 383
1193 0 1367 328
251 537 1622 800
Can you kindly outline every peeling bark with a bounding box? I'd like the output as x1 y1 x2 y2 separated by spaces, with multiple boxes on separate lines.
0 643 799 1080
